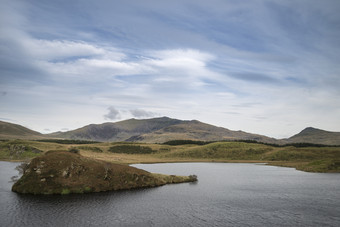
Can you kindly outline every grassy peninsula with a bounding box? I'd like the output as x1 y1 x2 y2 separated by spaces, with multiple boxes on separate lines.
12 150 197 195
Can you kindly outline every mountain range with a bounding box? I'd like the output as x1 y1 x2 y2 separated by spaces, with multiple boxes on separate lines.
1 117 340 145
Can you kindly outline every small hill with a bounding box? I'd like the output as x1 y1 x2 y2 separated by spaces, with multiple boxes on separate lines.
285 127 340 145
0 121 45 140
12 150 197 195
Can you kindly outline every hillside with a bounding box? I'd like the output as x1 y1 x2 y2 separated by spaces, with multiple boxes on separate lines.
49 117 278 144
49 117 182 141
284 127 340 145
128 120 279 144
0 121 45 140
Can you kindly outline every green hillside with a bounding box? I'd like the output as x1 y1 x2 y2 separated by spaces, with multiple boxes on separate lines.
125 119 279 144
48 117 182 141
162 141 340 172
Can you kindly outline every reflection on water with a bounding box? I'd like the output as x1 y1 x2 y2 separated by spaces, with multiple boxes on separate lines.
1 161 340 226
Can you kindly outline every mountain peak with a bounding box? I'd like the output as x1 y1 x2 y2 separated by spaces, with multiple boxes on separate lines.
301 127 320 132
286 126 340 145
299 127 326 135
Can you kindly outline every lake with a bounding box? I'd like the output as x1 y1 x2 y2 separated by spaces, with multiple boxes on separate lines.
1 161 340 226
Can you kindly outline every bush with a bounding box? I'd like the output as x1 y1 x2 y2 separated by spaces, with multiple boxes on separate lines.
77 146 103 153
68 148 80 154
108 145 155 154
36 139 100 144
163 140 213 146
189 175 198 182
61 188 71 195
15 162 29 175
0 141 43 160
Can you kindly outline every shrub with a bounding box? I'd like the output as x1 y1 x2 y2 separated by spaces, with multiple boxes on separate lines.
77 146 103 153
108 145 155 154
36 139 100 144
68 147 80 154
189 175 198 182
163 140 212 146
15 162 29 175
0 141 43 160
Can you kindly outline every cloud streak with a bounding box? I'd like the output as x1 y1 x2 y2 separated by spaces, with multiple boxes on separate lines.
129 109 158 118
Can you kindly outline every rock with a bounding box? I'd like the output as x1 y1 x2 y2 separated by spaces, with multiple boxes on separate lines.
62 170 68 178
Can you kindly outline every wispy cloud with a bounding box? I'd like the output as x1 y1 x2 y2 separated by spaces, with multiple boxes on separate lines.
129 109 158 118
104 106 121 121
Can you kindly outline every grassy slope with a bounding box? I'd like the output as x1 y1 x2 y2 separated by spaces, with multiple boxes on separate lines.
0 121 45 140
1 140 339 173
0 140 44 160
160 142 340 172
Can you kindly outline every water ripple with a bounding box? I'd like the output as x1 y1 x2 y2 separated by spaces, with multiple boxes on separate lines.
1 162 340 226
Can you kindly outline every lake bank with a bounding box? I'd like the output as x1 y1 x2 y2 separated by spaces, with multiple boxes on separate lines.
1 140 339 173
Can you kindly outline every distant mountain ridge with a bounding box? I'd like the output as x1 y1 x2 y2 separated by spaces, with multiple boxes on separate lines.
1 118 340 145
126 119 279 144
50 117 183 142
0 121 45 140
46 117 278 144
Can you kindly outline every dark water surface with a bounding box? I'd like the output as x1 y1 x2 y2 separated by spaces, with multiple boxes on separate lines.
1 161 340 226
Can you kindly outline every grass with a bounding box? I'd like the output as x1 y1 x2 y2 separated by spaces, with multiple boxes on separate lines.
2 140 340 173
61 188 71 195
163 142 273 160
0 140 43 160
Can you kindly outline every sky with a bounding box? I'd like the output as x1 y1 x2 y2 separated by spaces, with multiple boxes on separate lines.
1 0 340 138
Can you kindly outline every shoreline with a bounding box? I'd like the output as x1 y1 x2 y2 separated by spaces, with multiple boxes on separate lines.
2 157 339 173
1 140 339 173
